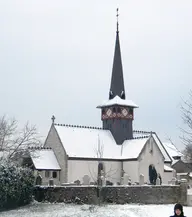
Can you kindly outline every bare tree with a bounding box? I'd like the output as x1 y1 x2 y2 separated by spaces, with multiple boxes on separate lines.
181 90 192 162
0 115 41 163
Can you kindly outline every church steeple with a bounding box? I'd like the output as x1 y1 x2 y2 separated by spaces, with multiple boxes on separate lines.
97 9 138 144
109 8 125 100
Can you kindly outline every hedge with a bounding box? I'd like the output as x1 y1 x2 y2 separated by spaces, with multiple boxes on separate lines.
0 162 35 210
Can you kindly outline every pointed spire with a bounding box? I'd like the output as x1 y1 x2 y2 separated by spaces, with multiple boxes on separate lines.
109 8 125 100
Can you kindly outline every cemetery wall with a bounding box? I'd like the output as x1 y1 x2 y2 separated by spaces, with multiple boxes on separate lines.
34 183 187 205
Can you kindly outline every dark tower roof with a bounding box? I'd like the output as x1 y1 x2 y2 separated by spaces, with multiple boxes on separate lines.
109 9 125 100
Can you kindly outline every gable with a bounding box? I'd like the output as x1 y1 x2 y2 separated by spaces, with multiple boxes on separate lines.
138 135 165 163
172 160 192 173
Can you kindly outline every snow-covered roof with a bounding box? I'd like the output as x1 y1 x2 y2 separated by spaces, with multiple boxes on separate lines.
97 96 138 108
54 124 148 160
133 131 172 162
152 134 171 162
30 149 61 170
164 164 174 172
163 142 183 160
121 138 148 159
53 124 172 162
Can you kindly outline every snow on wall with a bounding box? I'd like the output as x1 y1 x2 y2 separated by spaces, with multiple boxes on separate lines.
68 160 121 184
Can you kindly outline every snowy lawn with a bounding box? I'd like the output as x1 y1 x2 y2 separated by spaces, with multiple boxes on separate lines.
1 203 192 217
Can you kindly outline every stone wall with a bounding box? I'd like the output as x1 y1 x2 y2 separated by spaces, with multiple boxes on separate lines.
33 184 187 205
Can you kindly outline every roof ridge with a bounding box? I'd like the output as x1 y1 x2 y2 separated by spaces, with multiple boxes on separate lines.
54 123 103 130
133 130 156 134
28 146 52 150
128 136 149 140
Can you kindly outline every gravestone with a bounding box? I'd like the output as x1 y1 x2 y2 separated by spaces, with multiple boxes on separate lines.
123 173 129 185
101 175 106 186
74 180 81 185
82 175 90 185
139 174 144 185
171 177 177 185
49 179 54 186
156 177 161 185
128 178 132 185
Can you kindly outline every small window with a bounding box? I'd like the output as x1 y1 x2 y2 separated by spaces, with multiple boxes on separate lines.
52 171 57 178
45 171 50 178
112 107 116 113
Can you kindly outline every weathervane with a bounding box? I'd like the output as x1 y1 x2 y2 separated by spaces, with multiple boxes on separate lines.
116 8 119 33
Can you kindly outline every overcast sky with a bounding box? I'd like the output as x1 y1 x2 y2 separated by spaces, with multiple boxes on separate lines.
0 0 192 150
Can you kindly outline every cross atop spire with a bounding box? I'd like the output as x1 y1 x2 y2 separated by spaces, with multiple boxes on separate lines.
109 8 125 100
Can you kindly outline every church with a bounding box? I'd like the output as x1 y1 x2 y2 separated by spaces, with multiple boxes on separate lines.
31 14 179 186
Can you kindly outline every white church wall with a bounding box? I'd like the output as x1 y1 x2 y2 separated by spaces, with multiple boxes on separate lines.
68 159 121 184
138 137 164 183
44 125 67 184
123 161 139 183
35 170 60 185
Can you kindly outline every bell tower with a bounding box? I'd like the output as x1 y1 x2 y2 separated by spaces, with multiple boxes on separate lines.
97 9 138 145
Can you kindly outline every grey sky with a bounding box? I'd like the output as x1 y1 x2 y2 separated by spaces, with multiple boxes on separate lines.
0 0 192 150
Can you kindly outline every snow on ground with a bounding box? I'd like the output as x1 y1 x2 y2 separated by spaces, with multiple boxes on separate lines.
1 203 192 217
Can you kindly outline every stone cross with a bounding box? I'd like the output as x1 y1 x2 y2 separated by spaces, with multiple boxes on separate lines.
82 175 90 185
51 115 55 124
139 174 144 185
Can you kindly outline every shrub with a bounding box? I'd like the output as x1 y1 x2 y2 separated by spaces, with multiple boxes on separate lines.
0 161 35 210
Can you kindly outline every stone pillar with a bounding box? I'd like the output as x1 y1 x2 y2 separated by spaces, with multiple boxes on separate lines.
180 179 188 206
